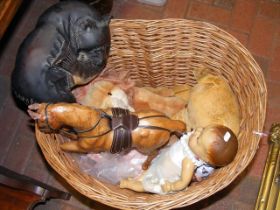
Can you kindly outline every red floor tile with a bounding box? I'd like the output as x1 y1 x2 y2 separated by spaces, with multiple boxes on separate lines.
267 81 280 108
23 145 50 183
18 113 36 137
115 0 164 19
268 70 280 82
248 16 278 57
163 0 190 18
213 0 235 10
187 1 231 26
0 36 21 76
268 39 280 82
264 105 280 132
259 0 280 19
247 143 269 177
47 170 69 192
226 29 249 46
2 133 35 173
195 0 214 4
253 54 270 77
0 97 24 164
0 75 9 108
231 0 258 33
228 175 261 205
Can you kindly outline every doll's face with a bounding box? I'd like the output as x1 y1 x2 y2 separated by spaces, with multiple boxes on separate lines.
188 127 216 163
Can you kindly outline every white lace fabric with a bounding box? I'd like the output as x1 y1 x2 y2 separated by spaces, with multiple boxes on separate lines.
142 132 214 194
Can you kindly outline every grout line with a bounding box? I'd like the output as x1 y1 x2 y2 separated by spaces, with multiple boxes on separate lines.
0 113 24 165
184 0 193 19
227 0 235 29
21 139 37 175
183 0 192 19
247 0 261 50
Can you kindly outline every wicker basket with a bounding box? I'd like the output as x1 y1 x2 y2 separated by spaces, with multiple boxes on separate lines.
35 19 267 210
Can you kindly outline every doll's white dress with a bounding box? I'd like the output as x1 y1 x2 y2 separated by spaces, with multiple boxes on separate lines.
141 132 214 194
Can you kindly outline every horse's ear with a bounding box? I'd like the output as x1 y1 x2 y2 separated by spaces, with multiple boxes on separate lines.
28 103 40 110
193 67 211 81
97 14 111 27
103 14 112 24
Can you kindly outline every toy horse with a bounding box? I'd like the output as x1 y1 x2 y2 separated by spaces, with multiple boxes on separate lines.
28 103 186 167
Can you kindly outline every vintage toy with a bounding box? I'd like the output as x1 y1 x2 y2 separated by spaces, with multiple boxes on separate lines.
12 1 111 106
28 103 186 167
120 125 238 194
73 80 135 111
74 79 187 118
184 74 240 135
132 87 186 117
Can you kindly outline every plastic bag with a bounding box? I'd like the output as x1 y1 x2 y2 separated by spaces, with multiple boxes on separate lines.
78 150 147 185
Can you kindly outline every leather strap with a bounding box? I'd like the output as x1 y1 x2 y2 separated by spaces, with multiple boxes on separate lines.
110 108 139 153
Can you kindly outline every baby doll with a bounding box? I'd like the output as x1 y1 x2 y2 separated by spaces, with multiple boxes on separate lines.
120 125 238 194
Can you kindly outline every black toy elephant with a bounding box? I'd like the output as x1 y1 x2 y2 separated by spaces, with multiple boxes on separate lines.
12 1 111 107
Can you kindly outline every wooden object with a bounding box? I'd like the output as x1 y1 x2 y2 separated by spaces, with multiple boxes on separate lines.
255 123 280 210
0 0 22 39
35 19 267 209
0 166 71 210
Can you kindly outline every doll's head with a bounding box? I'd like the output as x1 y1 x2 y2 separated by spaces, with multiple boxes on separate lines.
189 125 238 167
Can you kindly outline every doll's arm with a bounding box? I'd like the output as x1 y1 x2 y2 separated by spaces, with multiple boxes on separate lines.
162 158 195 193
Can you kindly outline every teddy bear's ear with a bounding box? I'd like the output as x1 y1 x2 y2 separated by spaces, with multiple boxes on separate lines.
193 67 211 81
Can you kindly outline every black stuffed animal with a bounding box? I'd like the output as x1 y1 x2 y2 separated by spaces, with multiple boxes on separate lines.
12 1 111 107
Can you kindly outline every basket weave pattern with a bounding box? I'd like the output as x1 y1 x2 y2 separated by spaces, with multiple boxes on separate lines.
36 19 267 210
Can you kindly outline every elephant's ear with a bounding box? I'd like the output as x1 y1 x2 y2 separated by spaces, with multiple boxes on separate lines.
97 14 112 27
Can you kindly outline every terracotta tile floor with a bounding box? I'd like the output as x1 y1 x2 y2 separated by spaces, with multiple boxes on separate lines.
0 0 279 209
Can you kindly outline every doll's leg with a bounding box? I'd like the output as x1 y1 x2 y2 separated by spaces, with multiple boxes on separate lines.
162 158 195 193
120 178 145 192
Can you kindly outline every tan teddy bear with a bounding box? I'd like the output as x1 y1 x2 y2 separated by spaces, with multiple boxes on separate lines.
185 73 240 135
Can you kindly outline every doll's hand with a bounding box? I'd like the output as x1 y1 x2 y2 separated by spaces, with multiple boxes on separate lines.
161 181 173 193
120 179 129 188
